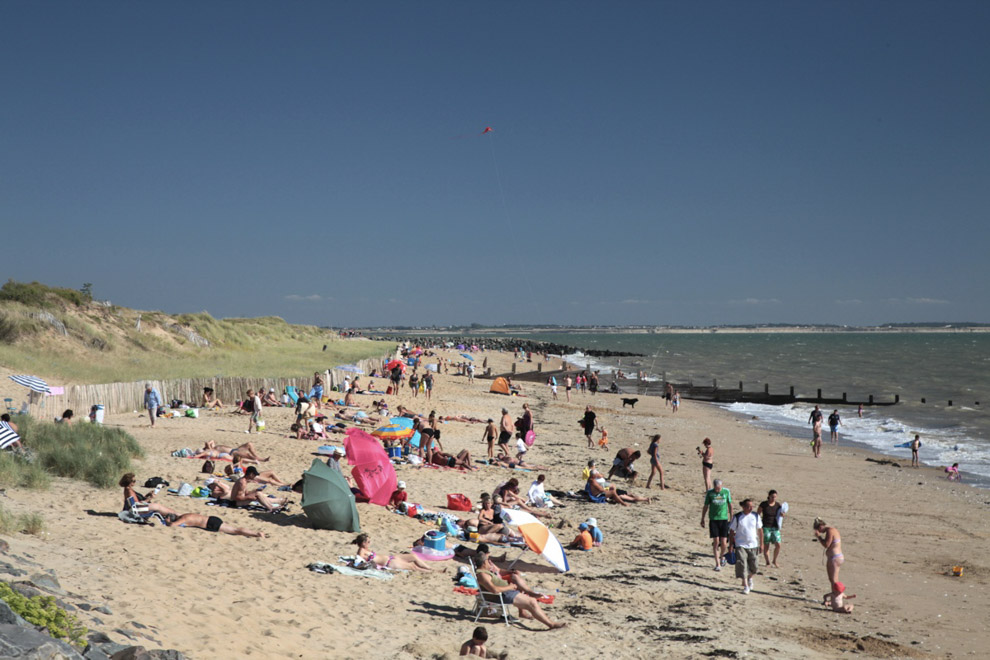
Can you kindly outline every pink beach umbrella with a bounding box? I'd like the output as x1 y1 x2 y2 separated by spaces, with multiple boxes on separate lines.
344 428 397 506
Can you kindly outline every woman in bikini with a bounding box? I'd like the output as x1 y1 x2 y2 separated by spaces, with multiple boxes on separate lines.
814 517 844 587
352 533 437 572
474 550 566 630
697 438 714 491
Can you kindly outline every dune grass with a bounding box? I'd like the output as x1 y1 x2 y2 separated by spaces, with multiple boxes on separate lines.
2 417 145 490
0 503 45 537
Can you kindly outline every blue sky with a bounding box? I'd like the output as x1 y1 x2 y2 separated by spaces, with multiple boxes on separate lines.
2 2 988 327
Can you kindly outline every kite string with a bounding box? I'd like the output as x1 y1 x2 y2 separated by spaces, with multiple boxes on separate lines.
486 132 535 301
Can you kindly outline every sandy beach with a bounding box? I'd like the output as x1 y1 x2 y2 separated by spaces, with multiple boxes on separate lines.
2 348 988 659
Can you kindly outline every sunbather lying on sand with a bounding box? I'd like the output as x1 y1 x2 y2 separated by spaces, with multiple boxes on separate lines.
352 533 439 572
200 440 268 463
587 470 651 507
168 512 265 538
474 549 565 630
430 449 480 471
241 464 287 486
335 409 382 425
443 414 486 424
491 455 546 470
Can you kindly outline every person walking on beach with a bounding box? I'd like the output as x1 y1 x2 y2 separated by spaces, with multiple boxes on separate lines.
729 498 762 594
664 382 674 407
423 370 434 400
697 438 714 490
565 374 573 402
911 434 921 468
828 410 841 444
582 405 597 449
672 390 680 413
482 418 497 461
701 479 733 571
246 389 263 433
143 383 161 428
809 406 824 458
758 489 784 567
645 434 667 490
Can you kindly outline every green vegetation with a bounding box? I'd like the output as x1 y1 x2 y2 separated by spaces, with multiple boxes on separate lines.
0 581 87 648
2 417 144 490
0 503 45 536
0 279 387 383
0 280 90 308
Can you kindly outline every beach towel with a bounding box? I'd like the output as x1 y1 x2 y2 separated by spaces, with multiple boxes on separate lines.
307 561 394 581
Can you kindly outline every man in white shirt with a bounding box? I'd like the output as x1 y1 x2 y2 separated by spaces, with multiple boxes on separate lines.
728 498 763 594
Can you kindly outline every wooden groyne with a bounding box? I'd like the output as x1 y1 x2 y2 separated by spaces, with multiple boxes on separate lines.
489 365 899 407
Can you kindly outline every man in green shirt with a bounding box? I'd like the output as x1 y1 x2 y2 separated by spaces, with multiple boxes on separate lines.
701 479 733 571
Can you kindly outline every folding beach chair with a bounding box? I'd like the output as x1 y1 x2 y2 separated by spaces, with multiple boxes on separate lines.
468 558 512 624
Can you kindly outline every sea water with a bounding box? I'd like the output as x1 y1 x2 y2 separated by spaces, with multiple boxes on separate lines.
504 332 990 486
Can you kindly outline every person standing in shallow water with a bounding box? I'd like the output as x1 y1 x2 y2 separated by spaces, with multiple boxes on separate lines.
809 405 824 458
828 409 841 444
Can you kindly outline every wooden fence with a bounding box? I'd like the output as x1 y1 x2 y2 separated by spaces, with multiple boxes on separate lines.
34 355 391 417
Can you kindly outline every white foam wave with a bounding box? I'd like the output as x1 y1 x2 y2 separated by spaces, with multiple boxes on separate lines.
722 402 990 483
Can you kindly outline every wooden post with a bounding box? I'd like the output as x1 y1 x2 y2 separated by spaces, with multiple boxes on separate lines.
895 394 900 403
511 363 516 374
764 383 770 394
739 381 743 391
869 395 874 404
817 388 822 399
948 400 953 406
790 386 794 397
842 392 847 402
537 363 542 373
713 378 717 389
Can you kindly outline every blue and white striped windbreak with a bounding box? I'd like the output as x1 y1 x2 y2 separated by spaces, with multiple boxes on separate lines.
0 421 21 450
8 375 50 393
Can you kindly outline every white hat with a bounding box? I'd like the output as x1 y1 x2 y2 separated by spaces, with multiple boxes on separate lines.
270 388 275 392
585 517 597 528
397 481 406 489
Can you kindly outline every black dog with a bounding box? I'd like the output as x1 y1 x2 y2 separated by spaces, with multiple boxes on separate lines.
621 397 639 408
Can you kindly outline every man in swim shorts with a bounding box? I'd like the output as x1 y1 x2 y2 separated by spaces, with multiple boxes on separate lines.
757 489 784 567
701 479 732 571
498 408 513 457
168 512 265 537
582 406 597 449
827 409 841 444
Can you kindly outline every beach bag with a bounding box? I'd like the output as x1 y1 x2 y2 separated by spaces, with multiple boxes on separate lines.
177 483 194 497
201 460 215 473
406 503 422 517
524 430 536 447
446 493 472 512
185 408 199 418
725 549 737 565
144 477 169 489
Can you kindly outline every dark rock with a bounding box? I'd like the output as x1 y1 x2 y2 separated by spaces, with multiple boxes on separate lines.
0 622 85 659
113 629 137 641
87 632 113 645
110 647 151 660
148 651 187 660
98 642 132 657
28 572 66 596
0 561 27 577
96 606 113 616
0 538 10 553
128 621 148 630
84 645 112 660
11 582 43 599
0 600 29 627
77 603 94 612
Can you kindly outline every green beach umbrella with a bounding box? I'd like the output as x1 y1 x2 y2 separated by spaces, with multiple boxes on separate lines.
301 458 361 532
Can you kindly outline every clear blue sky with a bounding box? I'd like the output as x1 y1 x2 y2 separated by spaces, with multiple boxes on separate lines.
3 2 988 327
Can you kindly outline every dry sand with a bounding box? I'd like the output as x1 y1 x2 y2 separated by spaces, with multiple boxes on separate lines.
2 350 988 659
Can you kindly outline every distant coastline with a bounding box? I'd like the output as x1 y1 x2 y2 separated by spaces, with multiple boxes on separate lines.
351 324 990 335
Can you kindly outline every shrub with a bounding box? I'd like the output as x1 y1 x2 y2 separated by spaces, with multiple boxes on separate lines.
0 503 45 537
0 313 18 343
0 280 88 308
14 417 144 489
0 581 87 648
0 452 51 490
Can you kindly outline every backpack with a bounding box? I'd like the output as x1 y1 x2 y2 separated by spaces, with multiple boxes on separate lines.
144 477 170 488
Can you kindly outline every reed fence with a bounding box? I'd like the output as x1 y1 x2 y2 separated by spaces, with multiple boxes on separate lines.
33 355 391 417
